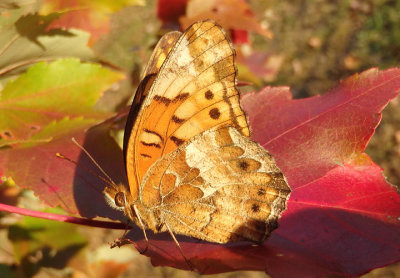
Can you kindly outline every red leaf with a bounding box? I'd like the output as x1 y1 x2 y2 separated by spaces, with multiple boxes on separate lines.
45 9 110 45
3 67 399 277
40 0 135 44
0 120 125 218
157 0 188 26
179 0 272 42
241 68 400 188
241 68 400 276
264 160 399 277
157 0 270 44
230 29 249 44
126 68 400 276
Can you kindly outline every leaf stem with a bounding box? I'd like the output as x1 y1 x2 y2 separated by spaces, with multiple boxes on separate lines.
0 203 130 230
0 57 61 76
0 34 20 57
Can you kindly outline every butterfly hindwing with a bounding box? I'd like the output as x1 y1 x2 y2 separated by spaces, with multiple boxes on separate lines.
138 126 290 243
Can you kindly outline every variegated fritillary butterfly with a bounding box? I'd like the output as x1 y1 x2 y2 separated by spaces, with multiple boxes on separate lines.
104 20 291 258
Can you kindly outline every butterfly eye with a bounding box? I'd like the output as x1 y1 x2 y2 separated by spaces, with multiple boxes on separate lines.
114 192 126 208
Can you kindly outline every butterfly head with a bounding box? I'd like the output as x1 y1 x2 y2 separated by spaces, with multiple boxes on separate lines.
104 183 138 221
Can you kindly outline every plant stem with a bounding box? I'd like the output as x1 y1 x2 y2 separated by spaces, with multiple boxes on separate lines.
0 203 131 230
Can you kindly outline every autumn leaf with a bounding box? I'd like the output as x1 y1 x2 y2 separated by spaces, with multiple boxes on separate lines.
180 0 272 41
4 67 397 276
0 58 122 143
157 0 188 26
0 59 124 213
0 7 96 78
8 208 87 277
111 68 398 276
157 0 271 44
40 0 143 44
2 63 398 276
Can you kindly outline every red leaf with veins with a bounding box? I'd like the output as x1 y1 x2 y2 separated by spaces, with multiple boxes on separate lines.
0 120 125 218
242 68 400 187
2 68 399 277
127 68 400 276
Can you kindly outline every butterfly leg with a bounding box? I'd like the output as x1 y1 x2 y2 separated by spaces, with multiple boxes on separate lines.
164 221 196 271
133 205 149 254
110 222 132 248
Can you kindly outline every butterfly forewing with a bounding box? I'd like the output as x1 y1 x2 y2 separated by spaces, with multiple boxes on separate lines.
123 31 182 196
125 21 250 197
141 31 181 79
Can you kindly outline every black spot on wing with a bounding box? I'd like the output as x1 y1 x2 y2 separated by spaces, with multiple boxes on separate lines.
251 204 260 212
238 160 249 171
154 95 171 105
141 141 161 148
173 92 190 102
257 188 266 196
143 128 164 141
170 136 185 146
209 108 221 119
205 90 214 100
172 115 185 123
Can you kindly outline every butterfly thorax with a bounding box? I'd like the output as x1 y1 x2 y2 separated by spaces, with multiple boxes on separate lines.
103 182 166 232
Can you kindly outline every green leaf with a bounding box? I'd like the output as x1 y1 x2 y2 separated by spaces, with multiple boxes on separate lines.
0 265 16 278
0 58 124 145
8 208 87 272
17 117 98 148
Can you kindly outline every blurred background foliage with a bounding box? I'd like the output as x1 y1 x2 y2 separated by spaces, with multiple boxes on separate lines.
0 0 399 277
250 0 400 189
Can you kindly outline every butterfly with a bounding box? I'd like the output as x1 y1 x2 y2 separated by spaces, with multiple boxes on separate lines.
103 20 291 256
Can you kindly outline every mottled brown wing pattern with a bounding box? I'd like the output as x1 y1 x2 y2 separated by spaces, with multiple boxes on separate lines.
125 21 249 198
137 126 290 243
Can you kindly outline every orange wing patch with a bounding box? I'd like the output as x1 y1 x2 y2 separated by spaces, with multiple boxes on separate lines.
123 31 182 197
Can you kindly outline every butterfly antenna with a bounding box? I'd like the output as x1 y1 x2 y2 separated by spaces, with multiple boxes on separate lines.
70 137 117 186
55 152 115 188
